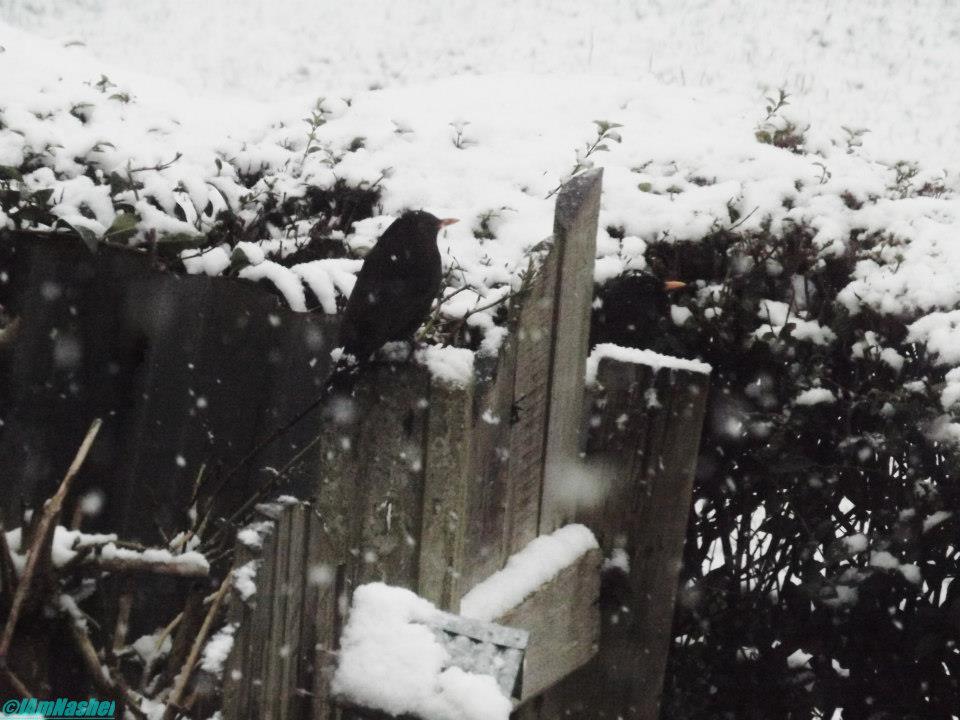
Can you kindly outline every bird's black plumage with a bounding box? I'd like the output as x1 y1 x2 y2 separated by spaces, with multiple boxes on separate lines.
590 271 678 350
338 210 451 364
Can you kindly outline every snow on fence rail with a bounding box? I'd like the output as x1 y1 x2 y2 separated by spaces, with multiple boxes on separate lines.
0 170 710 719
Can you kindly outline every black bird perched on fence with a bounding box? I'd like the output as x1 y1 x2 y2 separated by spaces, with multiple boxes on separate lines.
338 210 459 365
210 211 458 495
590 271 686 350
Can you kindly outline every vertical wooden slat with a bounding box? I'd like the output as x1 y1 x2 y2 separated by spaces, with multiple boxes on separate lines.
278 506 307 720
262 505 293 718
417 377 473 610
503 251 557 558
539 169 603 534
309 515 342 720
346 363 429 590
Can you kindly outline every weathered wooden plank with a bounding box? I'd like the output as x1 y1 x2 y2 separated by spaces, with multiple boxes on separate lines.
278 505 308 720
223 502 343 720
232 511 278 720
347 363 430 590
309 515 342 720
498 548 601 703
262 502 294 716
539 170 603 534
222 537 263 720
503 248 557 559
458 347 518 594
417 377 473 610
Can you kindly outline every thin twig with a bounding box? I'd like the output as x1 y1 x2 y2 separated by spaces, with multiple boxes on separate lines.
0 418 102 665
66 607 146 720
2 666 33 698
85 556 209 578
161 571 232 720
0 519 18 600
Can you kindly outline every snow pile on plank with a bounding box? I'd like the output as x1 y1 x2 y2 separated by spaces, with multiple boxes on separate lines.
459 524 598 622
332 583 513 720
586 343 712 386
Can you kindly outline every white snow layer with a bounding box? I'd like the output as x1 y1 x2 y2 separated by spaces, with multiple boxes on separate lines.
586 343 712 385
459 524 598 622
417 345 475 388
200 623 238 679
4 526 117 574
794 388 837 406
332 583 513 720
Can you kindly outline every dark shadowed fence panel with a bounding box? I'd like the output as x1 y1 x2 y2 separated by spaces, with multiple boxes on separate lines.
0 233 340 544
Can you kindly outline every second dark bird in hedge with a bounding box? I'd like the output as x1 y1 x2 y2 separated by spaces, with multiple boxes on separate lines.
590 271 686 350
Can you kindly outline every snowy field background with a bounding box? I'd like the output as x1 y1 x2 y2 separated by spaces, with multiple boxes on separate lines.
3 0 959 169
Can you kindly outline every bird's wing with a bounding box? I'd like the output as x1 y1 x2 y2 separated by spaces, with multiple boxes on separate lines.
340 276 434 360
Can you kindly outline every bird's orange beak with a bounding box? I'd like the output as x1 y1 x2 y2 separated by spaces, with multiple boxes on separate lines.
439 218 459 227
664 280 686 291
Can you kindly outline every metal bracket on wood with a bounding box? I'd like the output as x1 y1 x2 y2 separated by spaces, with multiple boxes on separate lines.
422 611 529 700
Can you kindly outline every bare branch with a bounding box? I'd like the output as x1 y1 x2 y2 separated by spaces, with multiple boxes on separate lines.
0 418 102 665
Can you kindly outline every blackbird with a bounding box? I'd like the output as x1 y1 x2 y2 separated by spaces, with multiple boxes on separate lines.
206 211 457 495
338 210 458 364
590 271 686 350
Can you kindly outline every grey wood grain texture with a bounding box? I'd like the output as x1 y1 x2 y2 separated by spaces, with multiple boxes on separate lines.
417 377 473 610
539 170 603 534
223 503 342 720
503 247 556 559
497 548 601 702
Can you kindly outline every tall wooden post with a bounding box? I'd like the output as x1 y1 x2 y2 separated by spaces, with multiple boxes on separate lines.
539 169 603 534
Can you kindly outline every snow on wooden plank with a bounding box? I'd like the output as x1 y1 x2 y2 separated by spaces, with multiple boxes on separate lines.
458 524 601 704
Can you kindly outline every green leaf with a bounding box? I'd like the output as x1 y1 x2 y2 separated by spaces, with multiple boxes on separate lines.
104 212 140 241
0 166 23 182
229 245 253 273
638 182 653 192
31 188 54 206
56 219 100 253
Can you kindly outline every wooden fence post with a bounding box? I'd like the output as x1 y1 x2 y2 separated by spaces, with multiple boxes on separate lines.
539 169 603 534
520 355 709 720
417 376 473 610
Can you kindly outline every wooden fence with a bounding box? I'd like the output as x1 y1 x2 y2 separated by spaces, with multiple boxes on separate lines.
218 170 710 720
0 170 709 719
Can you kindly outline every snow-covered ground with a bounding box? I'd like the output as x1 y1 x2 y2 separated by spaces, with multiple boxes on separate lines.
3 0 959 169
